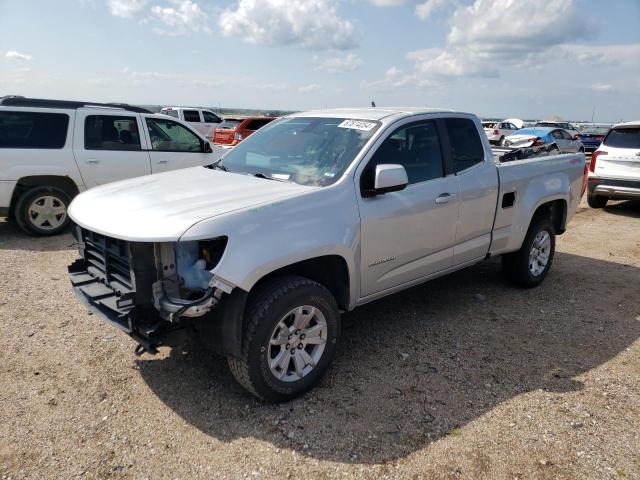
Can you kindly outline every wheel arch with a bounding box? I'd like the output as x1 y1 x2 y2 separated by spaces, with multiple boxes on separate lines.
10 175 79 217
248 255 351 311
530 198 567 235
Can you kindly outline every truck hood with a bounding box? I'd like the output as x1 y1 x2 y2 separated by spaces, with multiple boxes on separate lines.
68 167 316 242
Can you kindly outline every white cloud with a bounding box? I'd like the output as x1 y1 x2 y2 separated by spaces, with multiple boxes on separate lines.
108 0 147 18
361 66 423 91
368 0 408 5
447 0 593 52
407 47 498 78
150 0 210 35
298 83 321 93
219 0 359 50
314 53 363 73
367 0 449 20
414 0 448 20
561 43 640 68
590 83 613 92
368 0 596 89
5 50 33 61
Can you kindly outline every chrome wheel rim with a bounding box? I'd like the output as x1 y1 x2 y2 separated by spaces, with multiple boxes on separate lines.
28 195 67 230
267 305 328 382
529 230 551 277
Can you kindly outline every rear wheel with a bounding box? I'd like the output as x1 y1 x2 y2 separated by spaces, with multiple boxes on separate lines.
15 186 71 236
502 217 556 288
228 276 341 402
587 193 608 208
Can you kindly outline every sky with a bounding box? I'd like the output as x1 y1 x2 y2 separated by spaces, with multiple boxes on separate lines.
0 0 639 122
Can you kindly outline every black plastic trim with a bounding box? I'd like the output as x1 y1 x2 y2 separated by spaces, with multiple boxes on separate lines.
0 95 152 113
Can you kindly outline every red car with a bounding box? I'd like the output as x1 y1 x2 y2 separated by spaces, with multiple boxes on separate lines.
213 116 275 146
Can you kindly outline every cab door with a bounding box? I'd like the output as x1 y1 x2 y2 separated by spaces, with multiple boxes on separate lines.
443 117 500 265
201 110 222 139
142 115 213 173
73 110 151 187
357 119 460 297
182 109 205 135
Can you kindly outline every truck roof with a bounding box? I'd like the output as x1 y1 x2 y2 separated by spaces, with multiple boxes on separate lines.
612 120 640 129
293 107 460 122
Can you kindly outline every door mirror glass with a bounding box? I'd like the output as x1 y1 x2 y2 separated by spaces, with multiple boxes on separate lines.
373 164 408 194
202 141 213 153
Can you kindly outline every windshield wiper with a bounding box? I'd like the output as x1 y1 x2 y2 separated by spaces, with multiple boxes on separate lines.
205 159 228 172
253 173 291 183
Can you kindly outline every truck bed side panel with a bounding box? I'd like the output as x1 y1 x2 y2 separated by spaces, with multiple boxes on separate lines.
491 153 584 255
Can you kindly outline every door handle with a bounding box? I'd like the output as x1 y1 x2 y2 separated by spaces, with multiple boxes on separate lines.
86 159 99 164
158 159 169 164
435 193 457 204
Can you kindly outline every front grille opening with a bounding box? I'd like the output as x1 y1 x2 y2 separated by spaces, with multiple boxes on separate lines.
80 229 133 295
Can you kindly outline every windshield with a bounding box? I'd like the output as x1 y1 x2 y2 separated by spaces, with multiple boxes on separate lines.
536 122 570 129
604 128 640 149
581 126 609 135
218 117 381 186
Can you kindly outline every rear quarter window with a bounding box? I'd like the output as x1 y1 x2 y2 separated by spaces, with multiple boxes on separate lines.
183 110 201 122
162 109 179 119
604 128 640 149
218 120 241 130
245 118 274 130
0 111 69 149
444 118 485 173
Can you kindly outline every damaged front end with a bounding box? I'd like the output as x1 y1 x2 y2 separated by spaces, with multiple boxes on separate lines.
67 227 234 354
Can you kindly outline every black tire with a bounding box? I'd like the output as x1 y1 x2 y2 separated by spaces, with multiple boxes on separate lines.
502 217 556 288
14 186 72 236
228 276 341 402
587 193 608 209
499 136 505 146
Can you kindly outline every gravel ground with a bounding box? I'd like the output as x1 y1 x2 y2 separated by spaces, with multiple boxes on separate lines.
1 198 639 479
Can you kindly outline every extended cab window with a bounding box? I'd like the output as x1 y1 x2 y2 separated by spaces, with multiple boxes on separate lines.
84 115 141 151
362 120 444 190
445 118 484 173
0 111 69 149
146 117 203 152
183 110 201 122
162 109 179 119
202 111 221 123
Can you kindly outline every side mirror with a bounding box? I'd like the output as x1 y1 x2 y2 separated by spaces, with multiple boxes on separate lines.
202 141 213 153
373 164 408 194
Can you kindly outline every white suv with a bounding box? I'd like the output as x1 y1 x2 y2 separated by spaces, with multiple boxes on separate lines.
0 96 224 236
587 121 640 208
160 107 223 138
482 118 523 145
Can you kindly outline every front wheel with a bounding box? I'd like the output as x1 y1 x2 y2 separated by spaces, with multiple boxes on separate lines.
498 136 505 146
502 217 556 288
228 276 341 402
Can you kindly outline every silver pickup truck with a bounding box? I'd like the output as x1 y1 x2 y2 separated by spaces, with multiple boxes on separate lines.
67 108 586 401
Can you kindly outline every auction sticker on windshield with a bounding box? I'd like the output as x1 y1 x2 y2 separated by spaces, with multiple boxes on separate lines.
338 119 378 131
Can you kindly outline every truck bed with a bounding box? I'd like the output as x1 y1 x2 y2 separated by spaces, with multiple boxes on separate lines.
490 152 586 256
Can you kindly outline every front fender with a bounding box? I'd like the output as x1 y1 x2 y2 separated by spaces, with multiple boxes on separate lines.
180 183 361 307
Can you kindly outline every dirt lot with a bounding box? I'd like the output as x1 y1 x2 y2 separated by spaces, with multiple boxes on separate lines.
1 198 639 480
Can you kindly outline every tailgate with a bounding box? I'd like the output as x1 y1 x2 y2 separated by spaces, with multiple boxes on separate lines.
596 146 640 180
213 129 235 145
